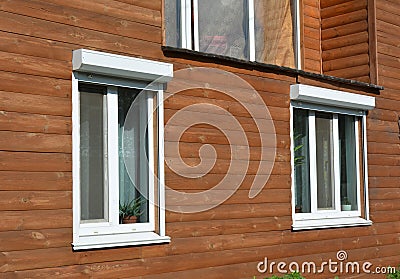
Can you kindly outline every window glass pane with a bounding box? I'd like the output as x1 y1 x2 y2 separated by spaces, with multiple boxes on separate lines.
315 112 334 210
165 0 181 47
119 88 149 224
80 85 108 221
293 108 311 213
255 0 295 67
339 115 358 211
198 0 249 59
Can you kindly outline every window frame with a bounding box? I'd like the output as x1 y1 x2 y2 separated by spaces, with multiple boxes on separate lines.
175 0 302 69
290 84 375 230
72 49 172 250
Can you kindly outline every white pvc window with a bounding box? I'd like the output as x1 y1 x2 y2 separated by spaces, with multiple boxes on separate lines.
72 49 172 250
165 0 301 69
290 85 375 230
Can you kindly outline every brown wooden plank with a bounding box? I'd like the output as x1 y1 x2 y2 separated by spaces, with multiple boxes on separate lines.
0 0 161 44
0 209 72 232
0 151 71 172
322 43 369 61
378 42 400 59
46 0 161 27
368 131 399 144
371 210 400 222
368 166 400 177
113 0 161 11
165 160 290 176
370 177 400 188
370 188 400 200
324 65 370 79
321 0 367 19
322 20 368 40
0 50 70 80
303 4 320 19
0 171 71 191
369 108 399 122
322 31 369 51
303 15 320 29
165 142 289 162
0 191 71 211
321 9 367 30
304 58 321 73
377 7 400 30
0 11 163 60
0 111 71 135
0 31 72 62
166 203 290 223
304 48 321 62
379 65 400 81
304 26 320 41
165 173 291 191
166 189 291 207
0 71 70 98
166 216 292 238
0 228 72 252
0 91 71 117
368 119 399 133
380 76 400 91
164 125 289 148
323 54 369 72
320 0 350 9
0 131 71 153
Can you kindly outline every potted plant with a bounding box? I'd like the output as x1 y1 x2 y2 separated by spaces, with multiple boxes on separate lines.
341 197 352 211
119 197 145 224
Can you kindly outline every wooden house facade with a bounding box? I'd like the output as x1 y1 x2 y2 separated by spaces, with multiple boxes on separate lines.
0 0 398 278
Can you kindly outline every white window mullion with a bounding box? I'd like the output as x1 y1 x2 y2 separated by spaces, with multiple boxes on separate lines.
248 0 256 61
362 114 370 221
308 111 318 214
157 89 166 237
107 86 120 226
192 0 199 51
145 92 156 231
355 117 362 215
181 0 192 49
332 114 341 212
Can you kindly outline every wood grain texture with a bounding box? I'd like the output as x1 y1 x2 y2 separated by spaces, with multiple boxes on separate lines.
0 0 397 278
320 0 370 82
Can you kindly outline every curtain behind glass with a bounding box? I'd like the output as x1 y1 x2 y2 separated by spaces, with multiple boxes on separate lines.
198 0 249 59
119 89 149 223
293 109 311 213
315 112 334 210
255 0 295 67
339 115 358 210
80 86 108 221
165 0 181 47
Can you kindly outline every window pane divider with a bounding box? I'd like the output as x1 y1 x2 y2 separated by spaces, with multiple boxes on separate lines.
192 0 199 51
107 86 120 227
308 111 318 214
355 117 362 216
333 114 341 212
362 113 370 221
157 89 166 237
248 0 256 61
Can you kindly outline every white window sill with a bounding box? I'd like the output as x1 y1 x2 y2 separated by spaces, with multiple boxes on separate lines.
72 232 170 250
292 217 372 231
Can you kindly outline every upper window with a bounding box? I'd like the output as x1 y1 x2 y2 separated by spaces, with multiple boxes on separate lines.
72 49 173 250
165 0 299 68
290 84 375 230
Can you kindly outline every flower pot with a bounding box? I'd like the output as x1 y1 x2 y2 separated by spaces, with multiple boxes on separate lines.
341 204 352 211
122 216 138 224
